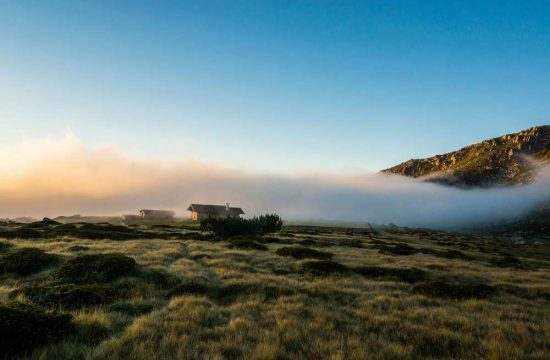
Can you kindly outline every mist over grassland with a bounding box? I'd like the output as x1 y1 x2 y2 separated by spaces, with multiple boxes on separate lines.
1 133 548 228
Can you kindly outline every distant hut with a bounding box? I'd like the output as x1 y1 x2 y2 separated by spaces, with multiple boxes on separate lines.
187 203 245 221
138 209 176 220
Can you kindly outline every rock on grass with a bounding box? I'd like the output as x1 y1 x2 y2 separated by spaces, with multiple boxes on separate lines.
276 246 333 260
54 254 136 284
0 302 73 358
0 247 57 276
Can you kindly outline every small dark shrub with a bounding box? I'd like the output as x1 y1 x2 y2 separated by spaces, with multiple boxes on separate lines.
299 260 349 275
413 280 496 299
0 227 43 239
55 253 136 284
0 247 57 275
378 243 418 256
0 302 73 358
0 241 13 252
214 283 293 303
109 301 157 316
297 239 317 246
495 284 550 301
226 239 268 251
68 245 90 252
490 256 532 270
167 282 210 297
276 246 333 260
354 266 426 283
140 268 182 289
413 332 464 358
200 214 283 238
12 284 117 309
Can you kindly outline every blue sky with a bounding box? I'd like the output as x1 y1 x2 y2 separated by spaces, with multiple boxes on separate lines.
0 0 548 173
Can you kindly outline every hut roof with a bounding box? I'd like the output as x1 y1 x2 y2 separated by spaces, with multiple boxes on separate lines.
187 204 245 216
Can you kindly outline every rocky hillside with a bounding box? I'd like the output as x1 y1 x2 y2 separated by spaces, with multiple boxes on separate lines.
382 125 550 187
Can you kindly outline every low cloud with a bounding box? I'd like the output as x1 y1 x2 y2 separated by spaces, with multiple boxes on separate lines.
1 133 548 228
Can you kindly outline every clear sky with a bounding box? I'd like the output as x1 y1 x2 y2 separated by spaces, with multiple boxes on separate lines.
1 0 548 173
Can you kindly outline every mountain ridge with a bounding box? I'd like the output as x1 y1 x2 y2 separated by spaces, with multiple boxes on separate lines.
382 125 550 187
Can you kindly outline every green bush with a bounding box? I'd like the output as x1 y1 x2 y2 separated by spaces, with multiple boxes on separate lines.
255 214 284 236
55 254 136 284
12 283 117 309
200 214 283 238
0 247 57 275
0 302 73 358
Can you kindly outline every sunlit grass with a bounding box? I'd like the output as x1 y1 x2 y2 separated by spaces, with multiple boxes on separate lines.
1 228 548 359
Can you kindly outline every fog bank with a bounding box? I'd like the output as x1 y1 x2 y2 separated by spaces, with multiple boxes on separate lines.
1 133 548 229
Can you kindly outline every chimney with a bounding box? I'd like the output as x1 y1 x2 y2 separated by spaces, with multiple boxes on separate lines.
226 203 230 211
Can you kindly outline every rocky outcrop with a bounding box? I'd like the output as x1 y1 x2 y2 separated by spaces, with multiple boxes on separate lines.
382 125 550 187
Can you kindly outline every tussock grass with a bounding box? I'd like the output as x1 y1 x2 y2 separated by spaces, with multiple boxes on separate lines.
1 226 549 359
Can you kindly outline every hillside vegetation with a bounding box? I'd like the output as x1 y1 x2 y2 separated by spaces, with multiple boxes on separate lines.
0 222 549 359
382 125 550 187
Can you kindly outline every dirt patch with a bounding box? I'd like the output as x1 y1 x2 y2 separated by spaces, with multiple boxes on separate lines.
276 246 333 260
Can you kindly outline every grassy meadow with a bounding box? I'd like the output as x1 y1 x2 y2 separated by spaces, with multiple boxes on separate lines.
0 222 549 359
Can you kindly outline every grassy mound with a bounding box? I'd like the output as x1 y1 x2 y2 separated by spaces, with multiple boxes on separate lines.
226 239 268 251
12 284 117 309
0 247 57 275
299 260 349 275
0 302 73 358
413 280 496 299
276 246 333 260
354 266 426 283
55 254 136 284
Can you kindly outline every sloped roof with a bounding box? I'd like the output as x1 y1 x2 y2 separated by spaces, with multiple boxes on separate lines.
187 204 245 215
